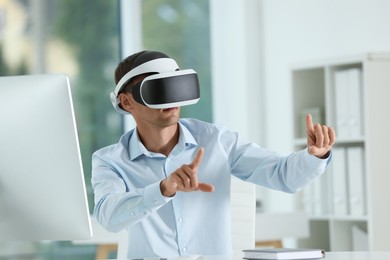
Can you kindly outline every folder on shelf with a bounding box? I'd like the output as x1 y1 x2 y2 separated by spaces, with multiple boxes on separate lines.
301 181 314 215
334 70 350 138
331 147 348 215
347 146 366 216
312 177 323 216
352 225 369 251
333 68 363 139
347 69 363 138
300 163 329 216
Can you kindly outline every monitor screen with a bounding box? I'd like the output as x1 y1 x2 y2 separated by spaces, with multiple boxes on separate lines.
0 74 92 241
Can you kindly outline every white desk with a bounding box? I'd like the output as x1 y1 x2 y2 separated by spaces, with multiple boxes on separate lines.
320 252 390 260
141 252 390 260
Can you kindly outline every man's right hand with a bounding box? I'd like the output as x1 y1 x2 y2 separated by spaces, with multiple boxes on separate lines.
160 148 215 197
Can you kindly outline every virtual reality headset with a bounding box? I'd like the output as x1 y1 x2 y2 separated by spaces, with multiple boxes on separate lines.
110 57 200 114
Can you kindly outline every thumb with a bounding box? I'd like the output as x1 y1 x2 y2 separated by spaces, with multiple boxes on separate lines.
197 182 215 192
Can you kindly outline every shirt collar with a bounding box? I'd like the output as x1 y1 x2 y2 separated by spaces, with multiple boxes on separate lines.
174 120 197 155
128 120 197 161
128 129 147 160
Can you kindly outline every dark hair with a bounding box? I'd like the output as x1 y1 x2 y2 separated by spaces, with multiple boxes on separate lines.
114 50 170 87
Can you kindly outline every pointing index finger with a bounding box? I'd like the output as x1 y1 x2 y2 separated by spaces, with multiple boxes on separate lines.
189 147 204 170
306 113 314 132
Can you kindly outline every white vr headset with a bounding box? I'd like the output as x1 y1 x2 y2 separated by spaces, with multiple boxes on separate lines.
110 57 200 114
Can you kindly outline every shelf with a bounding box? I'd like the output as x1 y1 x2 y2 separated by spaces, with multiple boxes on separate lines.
294 137 365 147
292 53 390 251
308 215 368 222
333 137 365 145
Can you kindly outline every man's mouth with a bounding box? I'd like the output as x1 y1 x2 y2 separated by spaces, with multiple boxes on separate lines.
162 107 178 112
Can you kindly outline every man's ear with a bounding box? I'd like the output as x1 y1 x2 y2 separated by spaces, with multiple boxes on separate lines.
118 93 134 113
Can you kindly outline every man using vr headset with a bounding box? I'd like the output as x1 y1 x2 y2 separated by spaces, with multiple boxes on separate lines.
92 50 336 259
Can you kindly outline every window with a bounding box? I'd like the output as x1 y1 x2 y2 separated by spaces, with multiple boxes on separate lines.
0 0 212 258
141 0 212 122
0 0 120 258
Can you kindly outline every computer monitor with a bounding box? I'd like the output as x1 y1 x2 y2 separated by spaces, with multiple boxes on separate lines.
0 74 93 241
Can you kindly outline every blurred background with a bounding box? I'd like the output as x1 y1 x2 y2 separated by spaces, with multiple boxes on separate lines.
0 0 211 258
1 0 390 259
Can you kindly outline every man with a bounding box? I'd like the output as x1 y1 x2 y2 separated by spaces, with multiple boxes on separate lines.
92 50 336 258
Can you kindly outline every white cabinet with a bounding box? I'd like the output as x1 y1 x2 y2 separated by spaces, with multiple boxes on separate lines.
291 53 390 251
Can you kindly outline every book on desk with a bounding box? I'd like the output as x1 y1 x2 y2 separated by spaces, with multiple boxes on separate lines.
242 248 325 260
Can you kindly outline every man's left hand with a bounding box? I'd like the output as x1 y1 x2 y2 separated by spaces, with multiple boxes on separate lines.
306 113 336 159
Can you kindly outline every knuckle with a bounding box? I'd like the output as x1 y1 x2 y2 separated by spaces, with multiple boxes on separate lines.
188 170 197 178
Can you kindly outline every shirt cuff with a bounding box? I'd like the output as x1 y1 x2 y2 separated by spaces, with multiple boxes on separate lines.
143 181 173 209
305 148 332 168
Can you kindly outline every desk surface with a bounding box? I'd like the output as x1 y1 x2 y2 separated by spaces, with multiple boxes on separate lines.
229 252 388 260
127 252 390 260
321 252 390 260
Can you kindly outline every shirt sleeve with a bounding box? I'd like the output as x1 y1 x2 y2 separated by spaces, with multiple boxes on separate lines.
230 134 331 193
91 155 173 232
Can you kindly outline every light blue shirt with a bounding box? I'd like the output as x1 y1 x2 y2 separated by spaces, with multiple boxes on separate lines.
92 118 330 259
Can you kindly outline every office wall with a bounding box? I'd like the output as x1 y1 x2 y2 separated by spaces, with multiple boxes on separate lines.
263 0 390 153
210 0 264 143
261 0 390 212
211 0 390 212
210 0 271 211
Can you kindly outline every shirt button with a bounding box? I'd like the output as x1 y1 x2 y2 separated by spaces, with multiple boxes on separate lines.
153 200 159 205
178 217 183 222
182 247 187 252
130 212 135 216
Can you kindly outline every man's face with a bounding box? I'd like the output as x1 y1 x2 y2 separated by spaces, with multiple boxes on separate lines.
119 74 181 129
129 93 181 129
